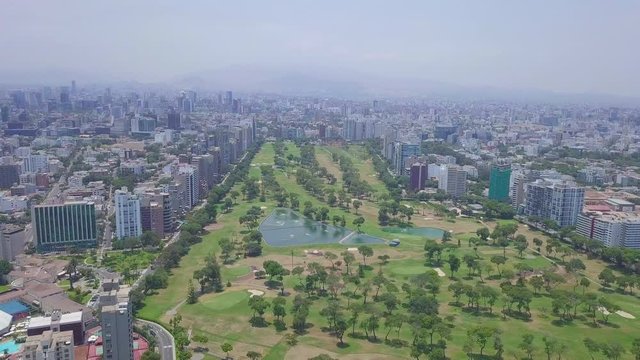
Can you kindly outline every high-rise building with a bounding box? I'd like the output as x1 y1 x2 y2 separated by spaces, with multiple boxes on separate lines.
179 165 199 207
225 91 233 107
32 202 97 253
488 164 511 202
409 162 428 191
0 164 21 189
167 111 181 130
1 106 8 123
100 280 133 360
393 143 420 175
439 165 467 198
130 115 157 135
114 189 142 239
22 154 49 173
576 211 640 249
524 180 584 227
0 224 26 261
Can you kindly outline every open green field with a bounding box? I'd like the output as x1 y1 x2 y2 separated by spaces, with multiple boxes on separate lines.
140 142 640 359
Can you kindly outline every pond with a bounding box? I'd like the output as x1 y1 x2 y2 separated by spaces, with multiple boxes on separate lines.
259 208 385 247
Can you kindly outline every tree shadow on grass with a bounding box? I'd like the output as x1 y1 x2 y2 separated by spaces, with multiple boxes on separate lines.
249 317 269 328
336 342 350 349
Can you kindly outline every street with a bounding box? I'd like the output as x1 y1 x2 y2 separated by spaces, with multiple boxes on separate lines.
136 319 176 360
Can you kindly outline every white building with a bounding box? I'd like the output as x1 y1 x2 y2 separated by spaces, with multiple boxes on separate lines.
524 179 584 227
100 281 133 360
23 154 49 173
178 165 199 208
114 188 142 239
21 330 75 360
439 165 467 198
577 211 640 249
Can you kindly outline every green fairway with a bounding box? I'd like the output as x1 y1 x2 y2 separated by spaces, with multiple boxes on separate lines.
139 141 640 360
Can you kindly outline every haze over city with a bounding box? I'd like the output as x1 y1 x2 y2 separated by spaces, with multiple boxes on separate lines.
1 0 640 100
2 2 640 360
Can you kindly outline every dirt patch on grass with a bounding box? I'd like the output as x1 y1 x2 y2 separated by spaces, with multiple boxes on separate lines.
285 344 398 360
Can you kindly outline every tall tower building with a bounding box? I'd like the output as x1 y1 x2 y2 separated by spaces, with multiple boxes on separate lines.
114 188 142 239
488 163 511 202
409 162 428 191
524 180 584 227
100 280 133 360
439 165 468 198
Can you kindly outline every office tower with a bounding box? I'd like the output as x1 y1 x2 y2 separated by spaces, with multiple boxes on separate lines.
439 165 468 198
32 202 97 253
167 110 181 130
0 224 26 261
0 164 21 189
59 87 70 103
524 179 585 227
21 330 75 360
130 115 157 135
22 154 49 173
192 154 215 197
225 91 233 106
232 98 241 113
100 281 133 360
1 106 8 122
409 162 428 191
434 125 458 140
488 164 511 202
114 188 142 239
71 80 76 95
393 143 420 175
182 97 193 113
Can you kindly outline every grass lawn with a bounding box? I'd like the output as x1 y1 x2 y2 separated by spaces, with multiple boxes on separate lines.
0 284 10 293
102 250 158 274
140 142 640 359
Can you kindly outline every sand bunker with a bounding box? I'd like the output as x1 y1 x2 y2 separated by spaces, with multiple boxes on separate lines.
598 307 635 319
617 310 636 319
248 289 265 298
347 247 358 252
433 268 446 277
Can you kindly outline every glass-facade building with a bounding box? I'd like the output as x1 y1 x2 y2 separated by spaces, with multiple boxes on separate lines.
32 202 97 252
489 164 511 202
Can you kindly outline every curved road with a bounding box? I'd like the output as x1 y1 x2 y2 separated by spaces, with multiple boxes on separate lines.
136 319 176 360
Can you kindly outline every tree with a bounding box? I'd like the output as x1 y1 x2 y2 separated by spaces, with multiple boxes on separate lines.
352 200 362 214
342 251 356 274
466 326 498 356
224 198 234 212
358 246 373 267
631 338 640 360
352 216 365 232
519 334 536 360
221 342 233 359
583 338 601 360
447 254 461 278
529 276 544 294
140 231 161 247
490 255 506 277
602 343 626 360
542 336 558 360
335 318 348 345
263 260 286 281
66 257 79 290
533 238 543 253
229 190 240 204
248 296 270 323
246 350 262 360
186 280 197 304
0 260 13 276
141 351 161 360
566 258 586 273
476 227 490 242
598 268 616 287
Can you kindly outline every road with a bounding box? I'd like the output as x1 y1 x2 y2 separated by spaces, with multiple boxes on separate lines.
136 319 176 360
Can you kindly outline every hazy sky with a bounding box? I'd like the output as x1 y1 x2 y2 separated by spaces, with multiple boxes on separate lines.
1 0 639 96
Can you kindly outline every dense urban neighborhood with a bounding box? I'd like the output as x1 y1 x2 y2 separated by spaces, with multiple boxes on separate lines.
0 82 639 360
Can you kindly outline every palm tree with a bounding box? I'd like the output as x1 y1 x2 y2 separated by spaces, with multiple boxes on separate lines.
66 257 79 290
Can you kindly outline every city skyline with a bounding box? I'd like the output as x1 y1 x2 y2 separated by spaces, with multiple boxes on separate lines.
1 1 639 100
